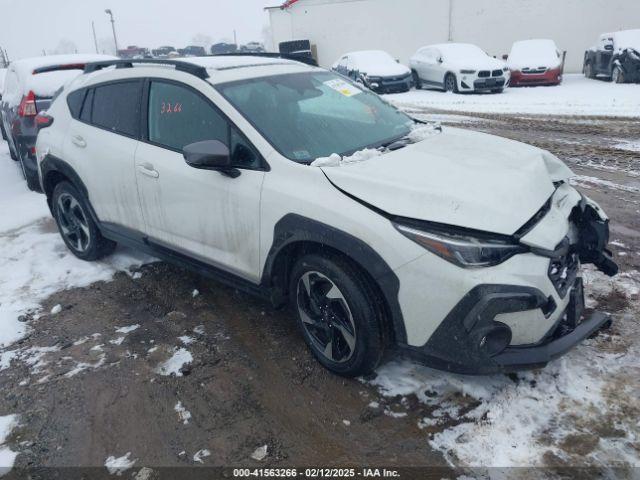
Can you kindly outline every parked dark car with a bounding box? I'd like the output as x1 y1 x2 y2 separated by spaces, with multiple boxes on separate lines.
211 42 237 55
279 39 315 63
152 46 177 57
332 50 412 94
180 46 207 57
0 54 115 190
584 30 640 83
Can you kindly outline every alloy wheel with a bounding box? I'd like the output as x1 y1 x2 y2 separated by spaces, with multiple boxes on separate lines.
445 75 456 92
56 193 91 253
297 271 356 363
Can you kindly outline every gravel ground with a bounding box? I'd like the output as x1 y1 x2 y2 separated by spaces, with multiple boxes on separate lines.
0 110 638 478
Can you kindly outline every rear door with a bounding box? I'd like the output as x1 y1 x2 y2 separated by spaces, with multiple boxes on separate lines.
134 79 265 281
63 80 145 230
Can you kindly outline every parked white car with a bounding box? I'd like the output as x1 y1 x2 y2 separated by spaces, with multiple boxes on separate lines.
410 43 509 93
35 57 616 377
332 50 412 93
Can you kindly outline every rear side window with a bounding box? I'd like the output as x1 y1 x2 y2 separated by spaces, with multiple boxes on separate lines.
67 90 85 119
80 89 94 123
147 81 227 151
91 81 142 137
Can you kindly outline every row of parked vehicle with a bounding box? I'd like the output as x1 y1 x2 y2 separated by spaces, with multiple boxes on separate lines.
330 29 640 94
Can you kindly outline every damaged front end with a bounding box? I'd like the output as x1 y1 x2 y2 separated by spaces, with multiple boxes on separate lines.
615 49 640 83
570 196 618 277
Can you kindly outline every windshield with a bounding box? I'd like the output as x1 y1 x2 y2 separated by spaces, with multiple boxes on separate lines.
216 71 413 163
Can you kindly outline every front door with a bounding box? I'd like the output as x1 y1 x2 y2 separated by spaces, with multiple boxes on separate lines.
134 80 265 282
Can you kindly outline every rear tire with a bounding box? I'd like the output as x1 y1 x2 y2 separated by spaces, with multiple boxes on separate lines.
412 70 422 90
444 73 458 93
584 62 595 79
491 88 504 94
51 181 117 261
289 253 385 377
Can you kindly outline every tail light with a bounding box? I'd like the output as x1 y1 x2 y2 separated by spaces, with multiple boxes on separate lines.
18 90 37 117
35 112 54 130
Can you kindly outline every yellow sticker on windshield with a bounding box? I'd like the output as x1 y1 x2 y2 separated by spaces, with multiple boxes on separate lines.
324 79 362 97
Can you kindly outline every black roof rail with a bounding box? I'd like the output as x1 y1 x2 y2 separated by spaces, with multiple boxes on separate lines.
83 59 209 79
210 52 318 67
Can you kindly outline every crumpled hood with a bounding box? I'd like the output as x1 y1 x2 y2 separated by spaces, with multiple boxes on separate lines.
321 127 574 236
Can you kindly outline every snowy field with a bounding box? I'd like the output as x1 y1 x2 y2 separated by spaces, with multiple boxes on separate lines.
385 74 640 117
0 79 639 474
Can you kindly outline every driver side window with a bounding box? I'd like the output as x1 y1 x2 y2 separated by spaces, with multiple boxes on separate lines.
147 81 261 168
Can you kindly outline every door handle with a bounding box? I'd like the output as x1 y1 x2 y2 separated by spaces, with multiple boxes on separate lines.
71 135 86 148
136 163 159 178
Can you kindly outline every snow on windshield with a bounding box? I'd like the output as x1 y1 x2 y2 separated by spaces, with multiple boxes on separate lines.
311 123 441 167
508 39 561 69
345 50 409 77
614 29 640 52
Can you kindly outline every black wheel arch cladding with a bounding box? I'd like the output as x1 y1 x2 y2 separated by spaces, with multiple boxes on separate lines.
261 213 407 344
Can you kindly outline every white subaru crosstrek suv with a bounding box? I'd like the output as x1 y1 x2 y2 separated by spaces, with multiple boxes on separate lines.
410 43 510 93
35 57 617 377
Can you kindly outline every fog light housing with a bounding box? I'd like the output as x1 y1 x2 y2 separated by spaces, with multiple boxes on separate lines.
472 322 512 357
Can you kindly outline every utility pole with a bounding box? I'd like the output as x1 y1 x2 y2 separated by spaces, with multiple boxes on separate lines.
233 30 238 48
92 21 99 53
105 9 119 54
448 0 454 42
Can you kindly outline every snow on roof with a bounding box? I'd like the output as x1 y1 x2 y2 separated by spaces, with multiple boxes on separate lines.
184 55 301 70
336 50 410 76
432 43 489 61
508 39 561 70
4 54 117 104
612 29 640 52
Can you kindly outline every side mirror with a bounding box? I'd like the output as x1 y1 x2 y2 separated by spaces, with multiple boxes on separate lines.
437 57 443 64
604 44 614 51
183 140 240 178
502 54 508 60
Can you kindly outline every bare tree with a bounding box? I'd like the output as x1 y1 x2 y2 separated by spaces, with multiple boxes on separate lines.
191 33 213 49
52 38 78 55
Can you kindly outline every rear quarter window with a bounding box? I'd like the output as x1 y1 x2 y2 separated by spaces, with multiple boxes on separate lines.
91 81 142 137
66 90 85 119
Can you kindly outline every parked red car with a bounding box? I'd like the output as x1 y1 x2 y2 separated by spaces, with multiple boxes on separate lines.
506 39 565 87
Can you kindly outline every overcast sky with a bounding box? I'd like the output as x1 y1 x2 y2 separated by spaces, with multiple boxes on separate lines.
0 0 270 60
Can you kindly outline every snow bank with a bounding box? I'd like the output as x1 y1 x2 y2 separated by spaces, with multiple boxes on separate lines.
386 74 640 117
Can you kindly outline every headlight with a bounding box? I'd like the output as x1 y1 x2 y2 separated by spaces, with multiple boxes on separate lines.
393 221 528 268
460 69 476 74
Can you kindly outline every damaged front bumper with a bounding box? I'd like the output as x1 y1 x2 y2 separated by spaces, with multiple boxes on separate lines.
399 189 618 375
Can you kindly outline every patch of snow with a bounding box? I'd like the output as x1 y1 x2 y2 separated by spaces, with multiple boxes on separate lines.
251 445 268 461
174 401 192 425
614 140 640 153
0 414 19 476
178 335 195 345
193 449 210 463
342 419 351 426
64 353 106 378
193 325 205 335
155 348 193 376
110 337 125 346
570 175 640 194
105 452 136 475
115 324 140 334
50 304 62 315
192 289 200 298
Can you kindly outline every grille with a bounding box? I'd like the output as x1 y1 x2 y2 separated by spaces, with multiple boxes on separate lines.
522 67 548 75
548 250 579 298
492 69 503 77
478 70 490 78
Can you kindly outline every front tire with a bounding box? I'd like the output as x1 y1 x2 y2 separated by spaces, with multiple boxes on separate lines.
444 73 458 93
51 181 116 261
289 253 385 377
612 65 625 84
411 70 422 90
